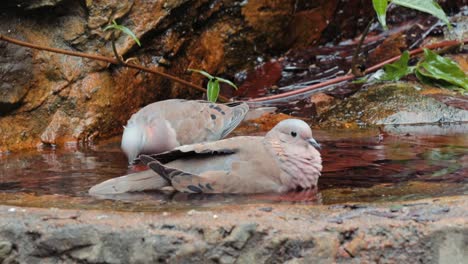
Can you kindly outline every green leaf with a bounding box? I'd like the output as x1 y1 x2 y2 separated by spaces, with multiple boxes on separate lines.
207 79 220 102
391 0 452 29
104 20 141 46
372 0 388 30
119 25 141 46
379 51 413 81
415 49 468 90
215 76 238 90
188 69 215 80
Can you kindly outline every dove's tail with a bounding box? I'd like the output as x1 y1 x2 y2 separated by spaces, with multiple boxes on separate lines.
88 170 169 195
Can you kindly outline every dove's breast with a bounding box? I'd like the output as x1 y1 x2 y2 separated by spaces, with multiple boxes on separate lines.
266 139 322 191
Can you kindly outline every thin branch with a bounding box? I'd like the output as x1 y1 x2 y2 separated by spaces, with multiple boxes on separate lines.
350 17 374 76
248 39 466 102
0 34 229 102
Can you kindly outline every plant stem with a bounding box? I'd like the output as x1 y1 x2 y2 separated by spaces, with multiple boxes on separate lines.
0 34 229 102
110 31 124 65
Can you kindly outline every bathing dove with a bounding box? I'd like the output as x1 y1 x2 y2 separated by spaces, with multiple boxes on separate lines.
121 99 249 163
89 119 322 194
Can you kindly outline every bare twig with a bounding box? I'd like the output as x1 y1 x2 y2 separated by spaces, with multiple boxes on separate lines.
350 18 375 77
0 34 229 102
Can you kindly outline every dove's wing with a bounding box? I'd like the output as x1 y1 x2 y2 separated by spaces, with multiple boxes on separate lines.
136 100 249 144
141 137 285 194
122 100 248 162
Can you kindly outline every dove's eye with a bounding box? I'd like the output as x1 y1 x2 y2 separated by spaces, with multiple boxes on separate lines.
290 131 297 137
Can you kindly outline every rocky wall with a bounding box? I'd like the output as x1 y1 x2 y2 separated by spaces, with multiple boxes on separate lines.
0 0 343 151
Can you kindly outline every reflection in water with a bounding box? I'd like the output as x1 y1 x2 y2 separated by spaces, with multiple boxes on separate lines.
0 142 129 196
0 124 466 211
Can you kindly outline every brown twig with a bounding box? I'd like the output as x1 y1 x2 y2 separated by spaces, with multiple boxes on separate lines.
0 34 229 102
248 39 467 102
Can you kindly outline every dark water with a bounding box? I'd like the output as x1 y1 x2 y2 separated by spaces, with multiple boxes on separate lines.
0 124 466 212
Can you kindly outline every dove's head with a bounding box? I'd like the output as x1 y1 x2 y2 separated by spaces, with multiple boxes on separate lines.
121 124 145 164
269 119 321 150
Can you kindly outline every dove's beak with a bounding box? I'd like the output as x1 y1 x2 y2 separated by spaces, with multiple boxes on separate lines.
307 138 321 150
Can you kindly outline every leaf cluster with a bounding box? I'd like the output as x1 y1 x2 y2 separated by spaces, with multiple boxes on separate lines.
379 49 468 91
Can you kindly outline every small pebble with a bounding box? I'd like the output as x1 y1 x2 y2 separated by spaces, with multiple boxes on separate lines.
187 209 196 216
328 218 344 224
8 208 16 213
213 214 218 219
162 212 169 217
389 204 404 212
258 207 273 212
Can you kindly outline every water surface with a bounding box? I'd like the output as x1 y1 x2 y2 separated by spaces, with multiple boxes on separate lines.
0 124 466 212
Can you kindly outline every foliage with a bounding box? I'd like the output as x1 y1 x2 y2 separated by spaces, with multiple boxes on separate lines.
104 20 141 46
416 49 468 90
189 69 238 102
372 0 451 30
378 49 468 91
372 0 389 29
379 51 413 81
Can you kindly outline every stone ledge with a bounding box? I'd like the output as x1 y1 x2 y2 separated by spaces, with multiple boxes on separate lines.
0 196 467 263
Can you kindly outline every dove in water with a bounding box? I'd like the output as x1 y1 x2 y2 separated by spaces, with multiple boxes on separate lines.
121 99 249 163
89 119 322 194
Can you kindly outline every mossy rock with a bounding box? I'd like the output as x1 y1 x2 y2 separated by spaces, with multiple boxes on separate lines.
319 82 468 128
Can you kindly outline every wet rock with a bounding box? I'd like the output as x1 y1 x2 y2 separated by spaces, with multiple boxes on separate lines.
128 233 207 263
287 1 337 49
0 40 33 114
40 110 84 144
342 232 365 258
62 16 86 42
241 0 296 51
430 230 468 264
208 223 259 263
276 240 316 262
33 227 98 257
310 93 336 116
320 82 468 127
0 241 13 261
223 223 257 250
